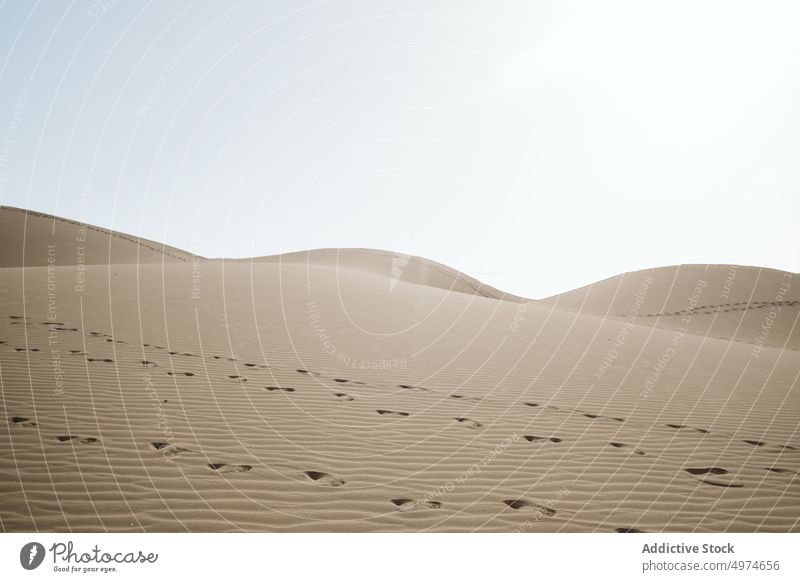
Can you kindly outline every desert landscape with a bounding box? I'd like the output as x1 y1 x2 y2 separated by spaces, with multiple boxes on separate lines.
0 205 798 532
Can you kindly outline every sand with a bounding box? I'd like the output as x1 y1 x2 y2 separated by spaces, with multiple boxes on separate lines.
1 205 798 532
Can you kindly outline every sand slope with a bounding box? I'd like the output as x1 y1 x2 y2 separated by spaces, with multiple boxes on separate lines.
540 264 799 350
249 248 526 302
0 206 195 267
1 207 798 532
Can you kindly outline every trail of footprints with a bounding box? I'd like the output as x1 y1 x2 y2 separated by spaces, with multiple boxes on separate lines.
0 414 674 526
56 435 98 444
149 441 252 473
5 313 792 451
4 315 800 523
8 416 100 445
619 299 800 318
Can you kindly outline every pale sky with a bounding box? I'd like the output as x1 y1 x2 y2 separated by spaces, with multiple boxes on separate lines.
1 0 798 298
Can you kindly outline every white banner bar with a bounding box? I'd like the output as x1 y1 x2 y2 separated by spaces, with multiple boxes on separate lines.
1 533 797 581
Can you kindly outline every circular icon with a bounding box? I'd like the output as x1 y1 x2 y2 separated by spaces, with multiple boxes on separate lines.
20 542 46 570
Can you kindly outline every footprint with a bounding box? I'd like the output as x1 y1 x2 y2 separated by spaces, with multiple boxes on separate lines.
15 347 40 352
55 436 98 445
764 467 793 474
616 527 646 533
332 379 349 384
243 363 257 368
398 384 430 392
10 416 37 428
69 350 85 355
684 468 742 487
391 498 441 511
449 394 466 399
265 386 295 392
454 417 482 429
167 371 194 377
334 393 354 401
743 439 765 447
207 463 252 473
698 479 743 488
377 410 409 417
608 442 645 455
87 358 113 363
228 375 247 382
502 499 556 516
685 467 728 475
150 442 190 457
304 471 345 486
666 424 709 434
140 360 158 367
523 402 540 408
525 435 562 443
582 413 600 419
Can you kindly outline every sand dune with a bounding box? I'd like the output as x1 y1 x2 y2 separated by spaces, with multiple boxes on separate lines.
0 206 194 268
250 248 526 302
1 206 798 532
540 264 799 350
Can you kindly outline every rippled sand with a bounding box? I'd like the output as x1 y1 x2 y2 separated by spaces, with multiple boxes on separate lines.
1 206 798 532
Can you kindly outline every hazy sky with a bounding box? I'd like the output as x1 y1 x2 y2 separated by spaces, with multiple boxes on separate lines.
1 0 798 298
